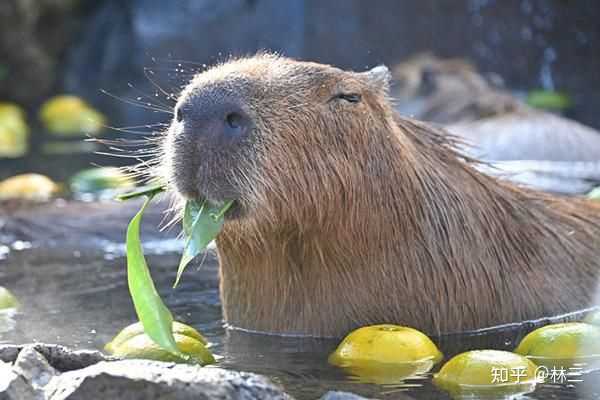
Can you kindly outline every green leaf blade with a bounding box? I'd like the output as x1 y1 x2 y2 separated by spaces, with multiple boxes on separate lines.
126 194 183 358
173 200 233 288
117 184 166 201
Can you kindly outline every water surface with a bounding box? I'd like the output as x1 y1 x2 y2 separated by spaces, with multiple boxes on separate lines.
1 242 599 400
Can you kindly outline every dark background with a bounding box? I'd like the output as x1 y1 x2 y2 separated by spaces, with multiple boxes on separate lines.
1 0 599 177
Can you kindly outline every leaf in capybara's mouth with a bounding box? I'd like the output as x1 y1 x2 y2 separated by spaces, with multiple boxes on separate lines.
173 198 233 288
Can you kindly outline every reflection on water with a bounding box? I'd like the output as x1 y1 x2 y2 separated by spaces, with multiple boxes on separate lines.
1 245 600 400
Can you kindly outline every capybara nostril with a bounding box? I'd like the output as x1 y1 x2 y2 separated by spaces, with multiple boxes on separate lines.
178 97 251 144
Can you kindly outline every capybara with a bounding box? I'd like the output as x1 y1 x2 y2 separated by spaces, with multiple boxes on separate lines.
391 53 600 194
163 53 600 337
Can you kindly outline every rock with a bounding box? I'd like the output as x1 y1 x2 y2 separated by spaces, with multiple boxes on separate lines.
0 345 20 364
0 344 107 372
0 198 175 249
0 344 293 400
0 348 54 400
0 360 20 400
44 359 290 400
13 347 58 388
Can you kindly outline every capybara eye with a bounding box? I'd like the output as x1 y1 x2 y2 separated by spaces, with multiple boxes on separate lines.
225 112 244 129
332 93 362 103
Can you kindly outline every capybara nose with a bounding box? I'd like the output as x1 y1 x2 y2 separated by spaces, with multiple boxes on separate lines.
176 100 251 145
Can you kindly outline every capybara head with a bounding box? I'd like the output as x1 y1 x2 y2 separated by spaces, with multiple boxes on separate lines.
390 53 520 123
164 53 393 223
391 53 489 102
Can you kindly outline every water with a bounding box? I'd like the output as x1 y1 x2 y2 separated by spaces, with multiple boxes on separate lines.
1 243 600 400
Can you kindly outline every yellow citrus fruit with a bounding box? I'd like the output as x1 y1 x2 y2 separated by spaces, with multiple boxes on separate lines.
0 173 60 201
328 325 442 383
0 286 19 310
514 322 600 368
39 95 106 136
433 350 539 398
329 325 443 366
0 103 29 158
105 321 214 366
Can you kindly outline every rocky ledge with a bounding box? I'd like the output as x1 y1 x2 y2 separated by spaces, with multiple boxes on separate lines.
0 343 370 400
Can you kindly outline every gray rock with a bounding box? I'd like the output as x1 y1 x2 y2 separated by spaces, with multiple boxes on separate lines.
12 346 58 396
44 359 290 400
0 344 107 372
0 345 19 364
0 359 37 400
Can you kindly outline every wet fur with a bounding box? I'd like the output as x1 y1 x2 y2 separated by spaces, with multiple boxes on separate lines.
164 54 600 337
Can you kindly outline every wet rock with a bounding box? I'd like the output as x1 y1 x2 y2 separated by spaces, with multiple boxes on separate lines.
0 198 175 250
1 344 291 400
0 346 59 400
13 347 58 387
10 347 59 399
44 360 290 400
0 359 37 400
0 344 107 372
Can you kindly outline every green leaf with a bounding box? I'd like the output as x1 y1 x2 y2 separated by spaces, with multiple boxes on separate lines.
126 194 184 359
117 184 166 201
173 199 233 288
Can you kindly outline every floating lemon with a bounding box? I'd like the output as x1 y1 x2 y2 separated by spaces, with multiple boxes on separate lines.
39 95 106 136
0 287 19 310
0 173 60 201
515 322 600 368
329 325 442 384
105 321 214 366
69 167 135 195
433 350 539 398
0 103 29 158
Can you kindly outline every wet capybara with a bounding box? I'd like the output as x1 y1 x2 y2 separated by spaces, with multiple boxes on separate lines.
390 52 523 124
163 53 600 337
390 53 600 195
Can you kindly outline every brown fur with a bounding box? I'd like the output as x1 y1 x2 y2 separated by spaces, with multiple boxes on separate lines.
163 54 600 338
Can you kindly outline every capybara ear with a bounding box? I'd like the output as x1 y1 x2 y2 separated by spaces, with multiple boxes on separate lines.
360 65 391 93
